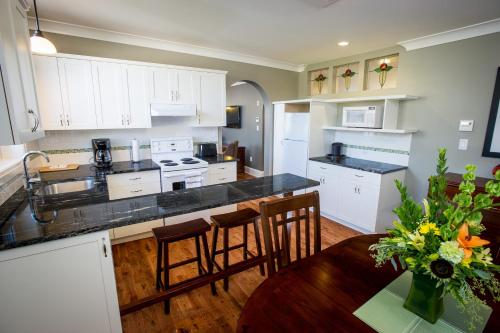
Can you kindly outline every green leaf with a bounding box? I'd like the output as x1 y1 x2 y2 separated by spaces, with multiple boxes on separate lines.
474 269 491 280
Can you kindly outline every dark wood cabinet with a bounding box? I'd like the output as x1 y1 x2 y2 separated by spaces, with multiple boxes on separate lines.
236 147 245 174
444 173 500 263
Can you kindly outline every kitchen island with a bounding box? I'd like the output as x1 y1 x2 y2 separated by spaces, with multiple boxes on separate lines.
0 172 318 333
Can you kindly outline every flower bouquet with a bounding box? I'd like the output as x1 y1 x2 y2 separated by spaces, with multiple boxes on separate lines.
370 149 500 328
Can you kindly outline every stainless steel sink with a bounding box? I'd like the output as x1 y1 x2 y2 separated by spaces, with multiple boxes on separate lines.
35 179 95 196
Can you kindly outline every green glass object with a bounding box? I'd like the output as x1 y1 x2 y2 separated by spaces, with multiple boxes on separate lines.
403 273 444 324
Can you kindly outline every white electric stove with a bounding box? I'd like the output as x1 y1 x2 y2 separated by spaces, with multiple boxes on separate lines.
151 137 208 192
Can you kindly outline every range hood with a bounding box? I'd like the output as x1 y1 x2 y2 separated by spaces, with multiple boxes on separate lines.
150 103 197 117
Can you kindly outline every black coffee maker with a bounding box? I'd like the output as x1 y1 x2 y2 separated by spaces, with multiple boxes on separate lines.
92 138 112 168
330 142 344 159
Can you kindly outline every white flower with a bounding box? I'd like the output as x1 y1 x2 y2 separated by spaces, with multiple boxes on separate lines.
439 241 464 265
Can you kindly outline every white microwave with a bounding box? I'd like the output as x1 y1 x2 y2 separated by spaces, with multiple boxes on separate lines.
342 106 383 128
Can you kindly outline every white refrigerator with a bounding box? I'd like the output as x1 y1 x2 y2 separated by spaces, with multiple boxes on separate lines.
279 112 310 178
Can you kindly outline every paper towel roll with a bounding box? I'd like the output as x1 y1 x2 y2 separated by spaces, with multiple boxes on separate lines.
131 139 140 162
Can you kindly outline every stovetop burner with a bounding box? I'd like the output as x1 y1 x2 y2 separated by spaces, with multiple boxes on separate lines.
160 159 174 163
180 157 193 162
164 162 179 166
183 160 200 164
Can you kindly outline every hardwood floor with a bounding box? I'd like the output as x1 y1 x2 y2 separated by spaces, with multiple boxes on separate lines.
112 173 360 333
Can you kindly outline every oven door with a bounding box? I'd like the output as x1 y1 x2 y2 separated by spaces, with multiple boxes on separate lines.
162 168 208 192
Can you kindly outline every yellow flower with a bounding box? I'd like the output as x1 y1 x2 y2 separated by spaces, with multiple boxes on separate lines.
461 258 472 268
419 222 440 236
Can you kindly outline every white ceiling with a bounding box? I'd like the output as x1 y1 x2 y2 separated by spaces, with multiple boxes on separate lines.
30 0 500 66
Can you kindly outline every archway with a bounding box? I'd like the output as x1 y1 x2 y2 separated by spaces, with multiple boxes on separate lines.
225 80 273 176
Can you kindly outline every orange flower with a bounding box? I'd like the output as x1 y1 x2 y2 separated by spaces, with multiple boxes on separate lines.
457 223 490 258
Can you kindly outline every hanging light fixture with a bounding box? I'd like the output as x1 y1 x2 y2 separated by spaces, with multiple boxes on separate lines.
30 0 57 54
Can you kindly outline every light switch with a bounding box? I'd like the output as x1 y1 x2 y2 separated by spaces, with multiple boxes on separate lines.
459 120 474 132
458 138 468 150
256 125 260 131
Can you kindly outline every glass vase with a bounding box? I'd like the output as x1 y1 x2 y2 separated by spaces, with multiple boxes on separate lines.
403 272 444 324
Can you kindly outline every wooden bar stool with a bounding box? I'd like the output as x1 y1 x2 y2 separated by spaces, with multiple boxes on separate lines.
153 218 216 314
210 208 265 291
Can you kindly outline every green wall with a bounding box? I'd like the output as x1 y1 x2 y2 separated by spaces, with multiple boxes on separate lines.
223 84 265 170
45 32 298 102
299 33 500 199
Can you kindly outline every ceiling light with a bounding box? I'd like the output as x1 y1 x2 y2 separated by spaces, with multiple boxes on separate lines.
30 0 57 54
337 41 349 47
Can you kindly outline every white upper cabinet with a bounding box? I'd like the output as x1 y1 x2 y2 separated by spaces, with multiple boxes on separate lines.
32 53 227 130
58 58 98 129
33 55 64 130
92 61 127 129
0 0 44 144
176 69 197 104
124 65 152 128
151 67 197 105
195 72 226 127
151 67 174 102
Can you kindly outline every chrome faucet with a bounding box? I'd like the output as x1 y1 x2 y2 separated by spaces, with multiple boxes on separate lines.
22 151 50 191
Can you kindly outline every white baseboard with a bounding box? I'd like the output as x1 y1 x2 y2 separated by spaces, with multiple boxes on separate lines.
244 166 264 177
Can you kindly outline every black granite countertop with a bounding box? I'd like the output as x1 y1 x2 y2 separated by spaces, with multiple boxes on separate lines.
197 154 238 164
40 159 161 183
0 173 318 251
309 156 407 174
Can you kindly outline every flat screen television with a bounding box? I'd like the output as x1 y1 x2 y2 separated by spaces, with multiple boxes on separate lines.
226 105 241 128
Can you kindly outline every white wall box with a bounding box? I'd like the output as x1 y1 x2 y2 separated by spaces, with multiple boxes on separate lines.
0 231 122 333
33 53 226 130
307 160 406 233
0 0 44 144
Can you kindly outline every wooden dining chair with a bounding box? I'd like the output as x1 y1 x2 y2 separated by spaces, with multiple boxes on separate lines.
223 140 239 158
259 191 321 275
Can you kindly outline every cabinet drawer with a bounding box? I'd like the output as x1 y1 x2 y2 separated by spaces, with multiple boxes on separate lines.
209 174 236 184
308 161 340 176
208 162 236 175
113 219 164 238
106 170 160 189
108 181 161 200
339 168 381 186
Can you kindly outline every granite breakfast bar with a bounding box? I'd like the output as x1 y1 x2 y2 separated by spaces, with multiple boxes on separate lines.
0 169 319 333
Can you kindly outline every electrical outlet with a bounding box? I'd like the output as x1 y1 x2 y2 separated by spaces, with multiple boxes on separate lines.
256 100 260 107
458 138 468 150
249 156 253 162
255 116 260 123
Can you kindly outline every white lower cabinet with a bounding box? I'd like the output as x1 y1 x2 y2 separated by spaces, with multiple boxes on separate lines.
206 162 237 185
164 162 237 226
0 231 122 333
106 170 163 243
307 160 405 233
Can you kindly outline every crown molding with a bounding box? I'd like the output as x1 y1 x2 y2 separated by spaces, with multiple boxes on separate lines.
28 18 305 72
398 18 500 51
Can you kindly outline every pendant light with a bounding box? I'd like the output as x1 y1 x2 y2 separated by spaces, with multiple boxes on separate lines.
30 0 57 54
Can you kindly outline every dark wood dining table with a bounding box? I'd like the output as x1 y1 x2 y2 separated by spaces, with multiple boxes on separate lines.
237 234 500 333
